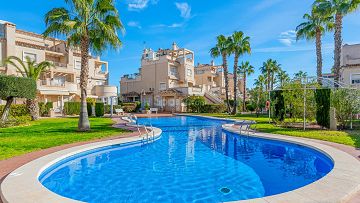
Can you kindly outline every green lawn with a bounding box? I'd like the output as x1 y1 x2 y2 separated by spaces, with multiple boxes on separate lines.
195 113 360 148
0 118 129 160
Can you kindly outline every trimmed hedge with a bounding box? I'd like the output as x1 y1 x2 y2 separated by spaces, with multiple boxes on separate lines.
87 102 93 116
315 89 330 128
64 102 81 115
95 103 104 117
0 75 36 100
271 90 285 122
0 104 30 117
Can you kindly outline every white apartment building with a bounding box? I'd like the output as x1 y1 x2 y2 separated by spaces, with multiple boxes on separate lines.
0 20 117 114
120 43 241 112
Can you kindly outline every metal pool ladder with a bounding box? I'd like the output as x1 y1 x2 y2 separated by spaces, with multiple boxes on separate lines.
128 114 155 144
237 120 257 136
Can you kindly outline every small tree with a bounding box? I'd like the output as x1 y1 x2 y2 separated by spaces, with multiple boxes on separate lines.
4 56 53 120
331 89 360 129
0 75 36 122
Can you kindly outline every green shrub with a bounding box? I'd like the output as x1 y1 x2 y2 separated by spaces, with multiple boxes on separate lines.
39 102 53 117
246 103 256 112
135 101 141 112
144 102 150 110
200 104 226 113
0 104 30 117
122 103 137 113
64 102 81 115
104 105 122 114
315 89 330 128
183 96 206 113
95 103 104 117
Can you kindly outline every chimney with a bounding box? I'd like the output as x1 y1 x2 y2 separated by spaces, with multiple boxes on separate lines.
211 60 215 66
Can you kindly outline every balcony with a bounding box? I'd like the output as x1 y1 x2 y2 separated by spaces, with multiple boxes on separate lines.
37 80 78 95
175 87 204 96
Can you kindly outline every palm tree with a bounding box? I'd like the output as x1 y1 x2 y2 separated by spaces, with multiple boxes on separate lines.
238 61 254 112
44 0 124 131
314 0 360 85
210 35 232 113
261 59 279 91
277 70 290 87
294 70 308 79
271 61 281 90
254 75 266 117
229 31 251 115
4 56 53 120
296 8 334 84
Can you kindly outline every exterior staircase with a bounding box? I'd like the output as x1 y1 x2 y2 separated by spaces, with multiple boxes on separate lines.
204 92 223 104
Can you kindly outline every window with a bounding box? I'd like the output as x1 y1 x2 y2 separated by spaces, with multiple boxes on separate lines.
74 60 81 70
76 78 80 84
52 76 65 86
0 25 4 38
187 68 193 77
159 82 166 90
351 73 360 84
23 52 37 62
169 66 178 76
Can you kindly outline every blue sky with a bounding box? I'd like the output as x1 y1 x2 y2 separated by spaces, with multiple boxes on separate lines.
1 0 360 87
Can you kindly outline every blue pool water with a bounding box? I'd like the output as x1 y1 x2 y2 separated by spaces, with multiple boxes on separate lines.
40 116 334 203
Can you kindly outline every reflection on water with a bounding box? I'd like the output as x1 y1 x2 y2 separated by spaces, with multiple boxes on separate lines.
196 122 333 195
40 116 333 202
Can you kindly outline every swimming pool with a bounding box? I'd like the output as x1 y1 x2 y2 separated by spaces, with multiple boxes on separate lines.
39 116 334 203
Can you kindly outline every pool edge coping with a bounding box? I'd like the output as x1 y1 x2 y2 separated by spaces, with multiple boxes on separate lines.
182 114 360 203
0 126 162 203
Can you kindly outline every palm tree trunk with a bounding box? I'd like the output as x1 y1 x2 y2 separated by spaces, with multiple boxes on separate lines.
334 13 343 87
231 55 239 115
315 29 323 84
256 89 261 117
78 36 91 131
1 97 14 122
243 73 247 112
222 54 231 114
26 98 39 121
267 71 271 92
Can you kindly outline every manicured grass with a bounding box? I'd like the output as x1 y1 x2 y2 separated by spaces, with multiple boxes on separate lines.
0 118 129 160
195 113 360 148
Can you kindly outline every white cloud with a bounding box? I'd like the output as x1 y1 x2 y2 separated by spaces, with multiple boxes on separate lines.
175 2 191 19
278 30 297 46
150 23 183 28
127 0 158 11
168 23 183 28
127 21 142 29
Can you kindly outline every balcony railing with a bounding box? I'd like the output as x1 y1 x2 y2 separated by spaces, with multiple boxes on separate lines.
37 80 78 93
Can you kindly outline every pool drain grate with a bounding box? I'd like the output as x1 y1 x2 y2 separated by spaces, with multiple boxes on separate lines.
219 187 232 194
